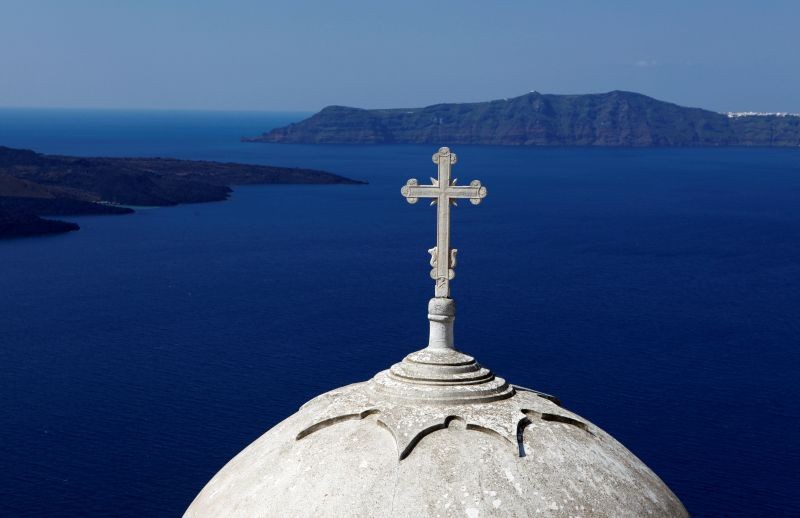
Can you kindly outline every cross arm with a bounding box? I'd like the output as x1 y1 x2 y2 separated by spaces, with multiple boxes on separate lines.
401 179 439 203
401 179 488 205
445 182 488 204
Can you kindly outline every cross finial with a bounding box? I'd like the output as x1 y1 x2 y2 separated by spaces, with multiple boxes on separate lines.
401 147 487 298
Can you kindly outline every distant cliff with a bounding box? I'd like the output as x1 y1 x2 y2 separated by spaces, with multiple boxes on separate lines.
245 91 800 147
0 146 364 238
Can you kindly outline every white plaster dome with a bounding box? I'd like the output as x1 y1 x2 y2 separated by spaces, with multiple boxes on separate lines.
185 303 687 517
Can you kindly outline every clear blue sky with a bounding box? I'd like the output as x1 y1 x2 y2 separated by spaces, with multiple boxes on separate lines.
2 0 798 112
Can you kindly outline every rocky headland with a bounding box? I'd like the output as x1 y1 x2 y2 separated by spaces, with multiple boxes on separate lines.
245 91 800 147
0 146 364 238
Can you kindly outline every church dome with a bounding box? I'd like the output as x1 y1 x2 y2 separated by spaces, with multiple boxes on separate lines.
185 300 686 517
185 148 687 517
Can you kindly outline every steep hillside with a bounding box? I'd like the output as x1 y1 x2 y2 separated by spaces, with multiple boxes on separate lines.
246 91 800 147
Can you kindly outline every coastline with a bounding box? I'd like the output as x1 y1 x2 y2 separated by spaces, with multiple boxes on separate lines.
0 144 365 239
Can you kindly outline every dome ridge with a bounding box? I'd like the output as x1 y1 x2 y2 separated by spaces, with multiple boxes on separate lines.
295 381 590 461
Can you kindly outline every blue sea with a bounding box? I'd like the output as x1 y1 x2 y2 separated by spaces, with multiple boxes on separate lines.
0 109 798 517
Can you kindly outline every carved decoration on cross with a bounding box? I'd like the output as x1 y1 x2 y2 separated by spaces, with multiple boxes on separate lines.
401 147 487 298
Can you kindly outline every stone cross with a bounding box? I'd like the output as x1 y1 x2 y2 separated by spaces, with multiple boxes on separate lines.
401 147 487 298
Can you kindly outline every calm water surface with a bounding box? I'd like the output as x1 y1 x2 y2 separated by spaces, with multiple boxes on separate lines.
0 109 798 517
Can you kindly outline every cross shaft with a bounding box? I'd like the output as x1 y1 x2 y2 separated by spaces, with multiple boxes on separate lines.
401 147 487 297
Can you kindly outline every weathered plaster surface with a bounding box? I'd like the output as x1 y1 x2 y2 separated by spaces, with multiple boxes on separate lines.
186 374 687 517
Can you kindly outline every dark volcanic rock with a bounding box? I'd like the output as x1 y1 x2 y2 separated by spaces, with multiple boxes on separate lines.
0 145 364 238
0 146 363 207
0 210 79 238
0 196 134 216
245 91 800 147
